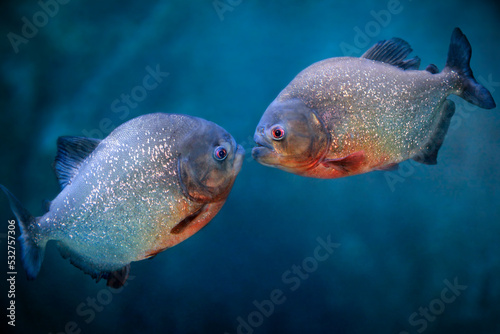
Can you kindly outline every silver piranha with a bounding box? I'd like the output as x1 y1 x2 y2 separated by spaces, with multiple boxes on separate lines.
2 113 244 287
252 28 496 178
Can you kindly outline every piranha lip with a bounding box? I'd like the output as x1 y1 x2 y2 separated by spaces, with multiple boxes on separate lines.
252 136 277 164
252 146 273 165
253 136 273 150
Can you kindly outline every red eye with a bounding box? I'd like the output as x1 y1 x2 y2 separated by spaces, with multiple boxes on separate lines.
214 146 227 161
271 125 285 140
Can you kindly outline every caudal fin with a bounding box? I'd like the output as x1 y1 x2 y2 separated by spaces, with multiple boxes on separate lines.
445 27 496 109
0 185 45 280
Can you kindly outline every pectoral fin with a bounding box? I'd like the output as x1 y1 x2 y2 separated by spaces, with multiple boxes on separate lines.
321 151 365 173
170 205 206 235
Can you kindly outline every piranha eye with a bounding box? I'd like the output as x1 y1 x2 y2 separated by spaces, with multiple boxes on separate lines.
271 125 285 141
213 146 228 161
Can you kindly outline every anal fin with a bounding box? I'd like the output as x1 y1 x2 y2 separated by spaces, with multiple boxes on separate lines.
106 264 131 289
56 242 131 288
413 99 455 165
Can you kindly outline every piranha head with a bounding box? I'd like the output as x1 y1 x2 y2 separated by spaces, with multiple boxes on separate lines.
252 98 329 175
178 121 244 203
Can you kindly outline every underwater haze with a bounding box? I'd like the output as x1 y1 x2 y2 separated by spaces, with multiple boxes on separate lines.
1 0 499 333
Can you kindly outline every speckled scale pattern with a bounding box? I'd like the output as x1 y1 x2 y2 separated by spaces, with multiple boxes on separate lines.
38 114 203 273
279 57 462 165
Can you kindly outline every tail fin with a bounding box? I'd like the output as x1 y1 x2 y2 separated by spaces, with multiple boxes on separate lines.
0 185 45 280
445 27 496 109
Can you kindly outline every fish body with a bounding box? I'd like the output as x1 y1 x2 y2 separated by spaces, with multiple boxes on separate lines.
2 113 244 287
252 28 495 178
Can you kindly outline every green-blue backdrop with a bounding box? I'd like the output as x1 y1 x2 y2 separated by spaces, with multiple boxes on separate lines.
1 0 499 333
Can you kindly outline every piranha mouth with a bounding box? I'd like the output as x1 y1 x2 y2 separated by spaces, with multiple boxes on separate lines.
252 136 278 166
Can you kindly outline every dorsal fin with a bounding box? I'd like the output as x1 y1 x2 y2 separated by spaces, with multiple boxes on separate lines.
361 38 421 70
53 136 101 189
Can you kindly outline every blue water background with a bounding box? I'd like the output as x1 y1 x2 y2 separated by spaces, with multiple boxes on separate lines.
1 0 499 333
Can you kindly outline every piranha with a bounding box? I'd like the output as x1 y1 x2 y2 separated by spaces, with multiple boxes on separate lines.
252 28 496 178
1 113 244 288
